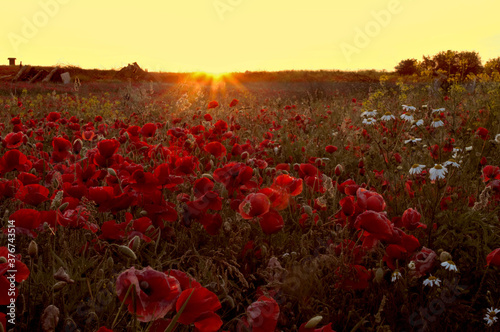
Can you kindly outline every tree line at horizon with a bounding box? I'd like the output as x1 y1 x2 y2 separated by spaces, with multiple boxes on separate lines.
395 50 500 81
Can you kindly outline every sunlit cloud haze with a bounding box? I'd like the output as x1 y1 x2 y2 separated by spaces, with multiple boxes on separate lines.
1 0 499 72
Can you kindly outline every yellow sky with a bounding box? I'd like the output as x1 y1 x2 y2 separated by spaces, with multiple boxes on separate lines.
1 0 499 73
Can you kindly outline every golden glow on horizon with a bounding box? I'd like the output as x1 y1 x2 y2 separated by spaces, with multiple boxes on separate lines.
1 0 500 72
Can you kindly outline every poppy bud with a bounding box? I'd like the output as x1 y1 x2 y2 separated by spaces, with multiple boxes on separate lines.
58 202 69 211
374 268 384 283
107 257 114 269
53 281 67 291
73 139 82 154
335 164 344 176
118 245 137 260
107 168 117 177
129 235 141 252
140 210 148 216
201 173 214 181
0 257 6 264
41 305 60 332
28 240 38 258
305 316 323 328
439 251 452 262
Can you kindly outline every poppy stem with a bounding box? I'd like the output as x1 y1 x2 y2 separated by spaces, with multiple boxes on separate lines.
112 283 135 330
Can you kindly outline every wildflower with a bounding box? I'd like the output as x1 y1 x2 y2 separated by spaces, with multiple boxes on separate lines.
485 307 500 327
431 118 444 128
380 112 395 121
452 147 462 158
402 105 416 111
391 270 402 282
422 275 441 287
405 137 422 144
400 113 414 121
429 164 447 180
409 164 426 175
415 119 424 126
495 134 500 144
361 110 378 117
362 117 377 125
443 159 460 168
465 146 473 152
432 107 445 114
441 260 458 272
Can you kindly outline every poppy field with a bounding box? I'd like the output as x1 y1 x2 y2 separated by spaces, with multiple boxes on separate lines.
1 77 500 332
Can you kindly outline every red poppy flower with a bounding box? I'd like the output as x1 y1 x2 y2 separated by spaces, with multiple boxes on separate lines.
207 101 219 109
476 127 489 140
193 177 214 198
337 264 372 290
213 120 228 134
165 270 202 290
204 114 213 121
141 123 157 138
175 287 222 331
354 210 394 241
356 188 386 212
204 141 227 158
0 247 30 282
239 193 271 219
325 145 338 153
51 137 72 162
15 184 50 206
99 220 127 241
339 196 356 217
17 172 41 185
115 266 181 322
486 248 500 267
3 132 24 149
6 209 41 237
0 150 32 175
97 139 120 159
153 163 184 189
198 213 223 235
411 247 437 277
273 174 303 196
259 208 284 234
213 162 253 195
46 112 61 122
229 99 239 107
482 165 500 182
246 296 280 332
401 208 426 230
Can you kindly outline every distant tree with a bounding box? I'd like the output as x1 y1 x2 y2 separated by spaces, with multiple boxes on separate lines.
433 50 459 77
456 51 483 80
431 50 482 81
395 59 419 76
485 57 500 75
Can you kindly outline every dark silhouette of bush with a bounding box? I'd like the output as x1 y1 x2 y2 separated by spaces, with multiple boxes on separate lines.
485 57 500 75
395 58 418 76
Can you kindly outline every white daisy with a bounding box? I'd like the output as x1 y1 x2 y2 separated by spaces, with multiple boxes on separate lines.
400 113 414 121
362 117 377 125
443 159 460 168
452 148 462 159
431 118 444 128
409 164 426 175
495 134 500 144
361 110 378 117
465 146 473 152
380 112 395 121
441 260 458 272
414 119 424 127
423 275 441 287
432 107 445 114
391 270 402 282
405 137 422 144
484 307 500 327
429 164 448 180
